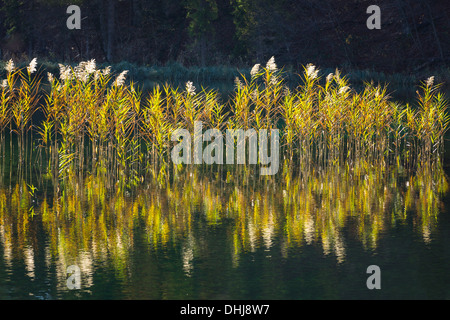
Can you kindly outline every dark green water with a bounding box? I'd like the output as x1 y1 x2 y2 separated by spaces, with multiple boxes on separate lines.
0 161 449 300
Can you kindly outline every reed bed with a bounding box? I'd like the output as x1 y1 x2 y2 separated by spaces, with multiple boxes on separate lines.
0 57 448 189
0 162 447 272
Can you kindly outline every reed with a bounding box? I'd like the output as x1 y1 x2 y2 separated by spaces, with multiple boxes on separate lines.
141 84 171 183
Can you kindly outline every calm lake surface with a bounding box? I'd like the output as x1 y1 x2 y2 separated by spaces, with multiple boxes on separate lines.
1 161 450 300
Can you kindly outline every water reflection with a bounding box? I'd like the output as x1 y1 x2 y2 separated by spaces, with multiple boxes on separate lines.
0 163 448 297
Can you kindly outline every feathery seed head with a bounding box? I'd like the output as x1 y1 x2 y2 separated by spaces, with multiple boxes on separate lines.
186 81 196 96
266 56 277 72
234 77 243 89
85 59 96 74
305 63 319 79
102 66 111 76
326 73 334 83
59 64 72 81
114 70 128 87
27 58 37 74
1 79 7 89
426 76 435 87
250 64 260 78
75 61 89 82
47 72 54 83
338 86 350 95
5 59 15 73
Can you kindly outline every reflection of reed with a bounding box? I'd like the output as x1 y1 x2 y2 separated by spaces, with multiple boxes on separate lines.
1 58 448 188
0 164 447 286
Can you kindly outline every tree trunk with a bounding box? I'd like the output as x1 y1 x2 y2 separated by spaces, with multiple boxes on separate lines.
423 0 444 60
107 0 115 62
132 0 142 27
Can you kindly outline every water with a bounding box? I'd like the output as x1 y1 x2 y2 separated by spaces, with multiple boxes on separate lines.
0 162 449 300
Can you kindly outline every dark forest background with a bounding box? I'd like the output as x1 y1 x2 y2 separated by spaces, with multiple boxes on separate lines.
0 0 449 74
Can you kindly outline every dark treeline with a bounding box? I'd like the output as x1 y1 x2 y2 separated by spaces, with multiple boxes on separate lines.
0 0 449 73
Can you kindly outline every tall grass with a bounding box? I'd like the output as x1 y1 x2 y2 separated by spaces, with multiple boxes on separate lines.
1 161 447 272
0 57 448 190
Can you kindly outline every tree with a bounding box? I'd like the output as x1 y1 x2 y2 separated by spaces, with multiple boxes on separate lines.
185 0 218 66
